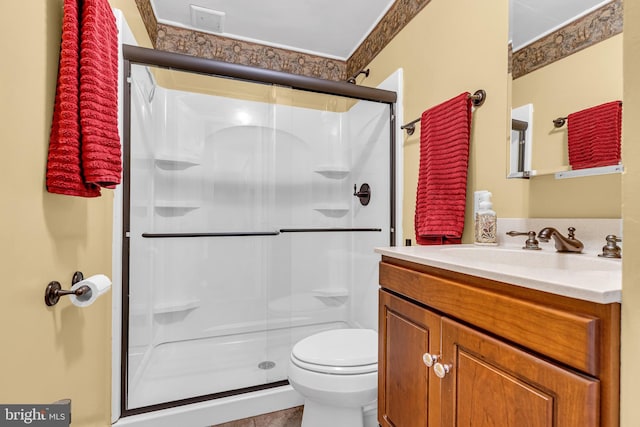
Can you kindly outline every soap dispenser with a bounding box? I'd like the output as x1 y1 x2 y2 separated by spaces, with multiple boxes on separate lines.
474 192 497 245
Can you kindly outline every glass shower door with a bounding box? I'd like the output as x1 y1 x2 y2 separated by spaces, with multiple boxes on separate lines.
123 59 394 411
126 64 282 409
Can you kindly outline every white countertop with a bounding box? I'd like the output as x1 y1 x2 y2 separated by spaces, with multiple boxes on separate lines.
375 244 621 304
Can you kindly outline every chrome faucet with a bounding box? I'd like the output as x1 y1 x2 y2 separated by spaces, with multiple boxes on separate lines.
537 227 584 253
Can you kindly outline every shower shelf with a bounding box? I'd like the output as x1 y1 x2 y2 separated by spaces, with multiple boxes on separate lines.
154 201 201 216
313 204 350 216
312 288 349 297
153 299 200 314
312 288 349 307
154 153 200 170
313 165 350 178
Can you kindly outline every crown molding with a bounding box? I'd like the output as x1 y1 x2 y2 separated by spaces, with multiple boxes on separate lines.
134 0 429 82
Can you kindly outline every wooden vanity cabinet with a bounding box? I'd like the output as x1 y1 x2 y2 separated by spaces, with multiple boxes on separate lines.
378 256 620 427
379 290 441 427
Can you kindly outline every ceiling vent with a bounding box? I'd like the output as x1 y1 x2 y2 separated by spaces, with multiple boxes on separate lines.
189 5 226 33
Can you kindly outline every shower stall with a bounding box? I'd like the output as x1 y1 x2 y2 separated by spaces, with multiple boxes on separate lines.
115 45 400 421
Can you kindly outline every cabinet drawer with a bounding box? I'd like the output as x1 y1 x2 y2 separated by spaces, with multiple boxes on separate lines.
379 261 600 375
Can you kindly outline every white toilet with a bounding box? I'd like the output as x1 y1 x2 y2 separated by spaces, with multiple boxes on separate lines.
288 328 378 427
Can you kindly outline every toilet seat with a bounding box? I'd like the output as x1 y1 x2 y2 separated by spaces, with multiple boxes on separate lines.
291 329 377 375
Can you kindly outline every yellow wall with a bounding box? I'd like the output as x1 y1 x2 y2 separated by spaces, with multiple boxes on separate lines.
0 1 148 426
364 0 521 242
513 35 623 218
621 0 640 424
110 1 153 49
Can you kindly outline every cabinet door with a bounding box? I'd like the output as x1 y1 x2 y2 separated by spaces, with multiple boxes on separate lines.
439 317 600 427
379 290 442 427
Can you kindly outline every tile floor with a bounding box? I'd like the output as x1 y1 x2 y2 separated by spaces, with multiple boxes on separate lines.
211 406 303 427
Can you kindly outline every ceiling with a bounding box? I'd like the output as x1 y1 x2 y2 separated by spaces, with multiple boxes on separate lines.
149 0 613 60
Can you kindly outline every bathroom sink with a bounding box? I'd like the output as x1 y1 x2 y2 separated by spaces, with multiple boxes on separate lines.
439 246 620 272
375 244 622 304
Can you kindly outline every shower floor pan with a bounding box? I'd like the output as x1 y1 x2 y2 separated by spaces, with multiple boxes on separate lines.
127 321 347 409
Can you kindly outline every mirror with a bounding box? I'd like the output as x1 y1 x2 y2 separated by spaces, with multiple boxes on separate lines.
508 0 623 178
509 105 532 178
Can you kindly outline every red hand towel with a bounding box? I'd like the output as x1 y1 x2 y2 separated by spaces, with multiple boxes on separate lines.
415 92 472 245
80 0 121 188
567 101 622 170
46 0 121 197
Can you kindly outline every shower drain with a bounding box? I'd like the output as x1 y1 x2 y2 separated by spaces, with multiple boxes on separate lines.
258 361 276 370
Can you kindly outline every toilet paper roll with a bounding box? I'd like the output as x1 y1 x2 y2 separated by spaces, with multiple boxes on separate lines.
69 274 112 307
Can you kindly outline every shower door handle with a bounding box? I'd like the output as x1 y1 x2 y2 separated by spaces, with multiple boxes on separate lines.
141 231 281 238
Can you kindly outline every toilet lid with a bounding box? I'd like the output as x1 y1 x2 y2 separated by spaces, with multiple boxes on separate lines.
291 329 378 371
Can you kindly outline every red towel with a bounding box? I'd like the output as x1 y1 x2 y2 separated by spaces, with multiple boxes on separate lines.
80 0 121 188
567 101 622 170
46 0 99 197
46 0 121 197
415 92 472 245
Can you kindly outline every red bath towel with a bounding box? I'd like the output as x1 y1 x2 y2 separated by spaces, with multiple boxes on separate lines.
567 101 622 170
46 0 121 197
414 92 472 245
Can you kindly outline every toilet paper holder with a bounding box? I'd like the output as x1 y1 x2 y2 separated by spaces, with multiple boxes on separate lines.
45 271 90 306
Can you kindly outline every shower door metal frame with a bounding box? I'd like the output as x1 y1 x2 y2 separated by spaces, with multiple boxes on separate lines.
120 44 398 416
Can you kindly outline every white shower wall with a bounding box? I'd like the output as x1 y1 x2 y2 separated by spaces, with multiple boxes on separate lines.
126 66 392 409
